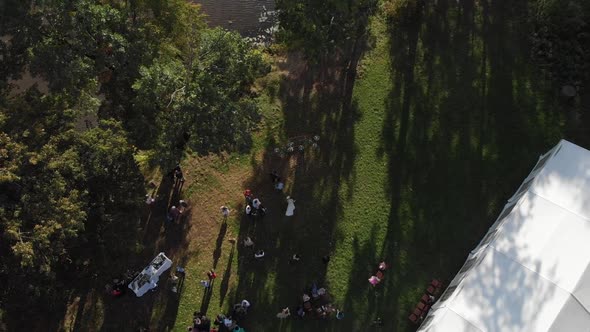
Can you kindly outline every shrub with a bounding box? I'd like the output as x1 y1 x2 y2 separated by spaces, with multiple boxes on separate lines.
382 0 422 24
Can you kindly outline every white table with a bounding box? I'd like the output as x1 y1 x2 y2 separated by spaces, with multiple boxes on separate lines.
128 252 172 297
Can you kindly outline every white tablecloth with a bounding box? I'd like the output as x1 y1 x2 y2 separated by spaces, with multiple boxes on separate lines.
128 252 173 297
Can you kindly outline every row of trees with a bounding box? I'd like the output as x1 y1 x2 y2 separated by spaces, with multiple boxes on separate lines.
0 0 266 324
275 0 377 62
530 0 590 90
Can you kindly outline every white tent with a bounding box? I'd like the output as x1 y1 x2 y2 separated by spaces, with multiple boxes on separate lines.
418 140 590 332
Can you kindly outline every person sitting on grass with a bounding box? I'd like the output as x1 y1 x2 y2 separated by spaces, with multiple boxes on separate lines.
289 254 301 264
233 299 250 316
378 261 387 271
276 307 291 319
275 179 284 191
244 236 254 247
311 283 319 298
255 250 265 259
207 269 217 280
368 275 381 286
296 305 305 318
214 314 225 326
223 317 234 328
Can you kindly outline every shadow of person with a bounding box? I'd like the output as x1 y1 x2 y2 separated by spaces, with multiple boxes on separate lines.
199 279 215 314
219 244 235 307
213 222 228 268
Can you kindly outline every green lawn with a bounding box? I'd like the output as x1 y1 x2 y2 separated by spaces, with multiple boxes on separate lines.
74 2 567 331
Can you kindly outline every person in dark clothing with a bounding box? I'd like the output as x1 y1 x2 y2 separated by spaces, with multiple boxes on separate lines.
270 170 279 183
174 166 184 183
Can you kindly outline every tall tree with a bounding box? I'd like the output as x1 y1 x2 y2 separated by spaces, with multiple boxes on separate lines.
133 28 267 168
275 0 376 62
531 0 590 88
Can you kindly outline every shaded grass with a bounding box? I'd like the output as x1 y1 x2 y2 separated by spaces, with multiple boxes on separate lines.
63 1 572 331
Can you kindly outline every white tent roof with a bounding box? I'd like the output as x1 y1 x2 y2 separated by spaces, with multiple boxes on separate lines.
419 140 590 332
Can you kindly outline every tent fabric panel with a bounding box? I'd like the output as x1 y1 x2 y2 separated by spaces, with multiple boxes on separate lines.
448 249 570 332
573 263 590 311
418 308 483 332
419 140 590 332
492 192 590 293
530 141 590 220
547 296 590 332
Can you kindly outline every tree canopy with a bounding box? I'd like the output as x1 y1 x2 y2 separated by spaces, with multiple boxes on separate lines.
275 0 376 61
531 0 590 89
0 0 267 324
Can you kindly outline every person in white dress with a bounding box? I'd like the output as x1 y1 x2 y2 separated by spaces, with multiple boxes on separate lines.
285 196 296 216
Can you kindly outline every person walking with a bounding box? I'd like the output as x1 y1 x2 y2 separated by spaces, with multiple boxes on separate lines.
285 196 296 216
220 205 230 219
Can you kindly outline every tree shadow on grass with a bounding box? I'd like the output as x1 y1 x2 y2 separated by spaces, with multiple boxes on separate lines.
59 171 194 332
229 13 374 331
361 0 567 330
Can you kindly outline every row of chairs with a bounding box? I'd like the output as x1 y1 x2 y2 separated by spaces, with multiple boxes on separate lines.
409 279 443 324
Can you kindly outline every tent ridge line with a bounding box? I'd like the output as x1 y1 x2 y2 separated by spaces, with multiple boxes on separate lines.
446 306 485 332
489 245 578 301
528 189 590 224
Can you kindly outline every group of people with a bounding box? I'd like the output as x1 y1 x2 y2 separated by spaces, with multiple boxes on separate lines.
210 299 250 332
167 200 188 223
188 312 211 332
243 189 267 219
274 283 343 321
198 269 217 289
270 170 284 191
368 261 388 286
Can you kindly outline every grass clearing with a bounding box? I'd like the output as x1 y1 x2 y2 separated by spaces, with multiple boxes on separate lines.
65 2 569 331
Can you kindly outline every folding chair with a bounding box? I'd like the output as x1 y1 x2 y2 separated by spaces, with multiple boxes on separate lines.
376 271 384 279
431 279 442 288
426 285 436 295
409 313 419 324
420 294 430 304
413 307 423 318
417 302 426 311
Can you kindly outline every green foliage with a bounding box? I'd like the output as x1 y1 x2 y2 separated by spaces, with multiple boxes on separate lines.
76 120 144 266
21 0 126 98
382 0 422 24
133 28 267 168
0 93 144 315
0 0 266 325
531 0 590 87
275 0 376 61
